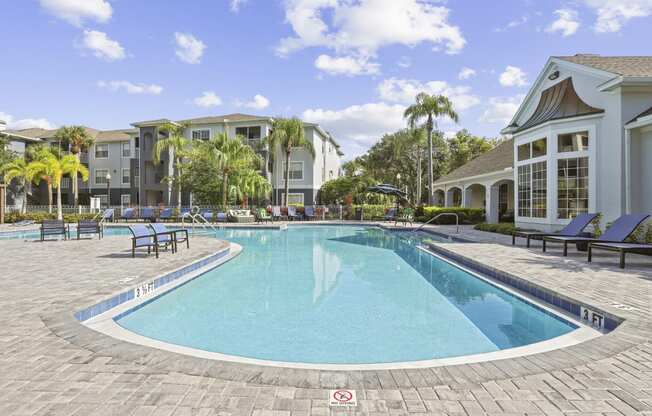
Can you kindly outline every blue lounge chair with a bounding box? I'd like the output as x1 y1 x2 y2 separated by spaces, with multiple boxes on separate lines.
288 206 303 221
102 209 115 222
512 213 598 248
304 206 316 221
128 224 173 258
179 208 191 221
120 208 136 222
200 210 214 222
140 207 156 222
159 208 173 222
543 213 651 256
588 242 652 269
384 208 397 221
149 223 189 252
272 206 286 221
216 212 228 222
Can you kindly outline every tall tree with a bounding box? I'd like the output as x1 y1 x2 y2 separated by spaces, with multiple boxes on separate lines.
53 126 94 207
267 118 315 206
153 122 189 210
447 130 497 171
61 154 89 208
195 133 263 208
1 159 31 213
404 93 459 205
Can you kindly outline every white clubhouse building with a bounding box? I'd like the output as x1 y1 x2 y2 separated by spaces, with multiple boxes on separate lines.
434 55 652 231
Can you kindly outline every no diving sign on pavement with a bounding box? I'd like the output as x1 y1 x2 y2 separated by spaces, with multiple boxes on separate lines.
329 389 357 407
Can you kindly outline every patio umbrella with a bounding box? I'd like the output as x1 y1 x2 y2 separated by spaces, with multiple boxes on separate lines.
366 184 410 217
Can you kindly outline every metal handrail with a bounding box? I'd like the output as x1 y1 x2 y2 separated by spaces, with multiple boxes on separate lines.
414 212 459 234
182 206 219 234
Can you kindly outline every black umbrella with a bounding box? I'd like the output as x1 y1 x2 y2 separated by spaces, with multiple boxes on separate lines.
366 184 407 198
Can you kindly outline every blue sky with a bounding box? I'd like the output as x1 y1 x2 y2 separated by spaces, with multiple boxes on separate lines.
1 0 651 159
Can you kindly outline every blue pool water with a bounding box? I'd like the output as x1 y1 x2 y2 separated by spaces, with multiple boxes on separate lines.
115 226 576 364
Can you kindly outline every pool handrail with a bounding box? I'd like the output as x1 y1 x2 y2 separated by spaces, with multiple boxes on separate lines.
414 212 459 234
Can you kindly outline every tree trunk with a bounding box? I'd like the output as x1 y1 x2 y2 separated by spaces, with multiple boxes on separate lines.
22 178 27 214
73 152 80 208
416 151 422 204
176 158 182 212
47 182 53 214
426 115 434 206
222 172 228 209
284 151 291 206
56 184 63 220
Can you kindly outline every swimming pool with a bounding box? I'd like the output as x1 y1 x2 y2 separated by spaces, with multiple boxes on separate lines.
113 225 578 365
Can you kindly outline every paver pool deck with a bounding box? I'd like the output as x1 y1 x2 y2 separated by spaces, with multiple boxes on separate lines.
0 224 651 415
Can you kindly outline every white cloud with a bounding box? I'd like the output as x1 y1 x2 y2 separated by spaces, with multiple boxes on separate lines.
193 91 222 108
499 66 528 87
377 78 480 111
81 29 125 61
546 9 581 36
277 0 466 60
174 32 206 64
397 56 412 68
230 0 248 12
314 54 380 76
458 67 476 80
0 112 56 130
239 94 271 110
97 80 163 95
584 0 652 32
480 95 525 124
40 0 112 26
494 15 529 32
302 102 407 157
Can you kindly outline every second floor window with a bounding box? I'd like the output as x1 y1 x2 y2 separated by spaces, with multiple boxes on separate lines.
283 161 303 180
192 129 210 140
236 126 262 140
95 169 109 185
122 142 131 158
95 144 109 159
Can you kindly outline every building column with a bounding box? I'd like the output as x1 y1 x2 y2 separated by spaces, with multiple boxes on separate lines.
444 189 451 207
462 187 473 208
485 184 500 224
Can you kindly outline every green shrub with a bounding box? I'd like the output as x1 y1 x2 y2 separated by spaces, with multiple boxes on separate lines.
420 206 485 224
474 222 520 235
5 211 97 224
647 224 652 244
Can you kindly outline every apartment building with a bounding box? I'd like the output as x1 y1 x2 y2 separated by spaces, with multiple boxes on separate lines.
131 113 342 206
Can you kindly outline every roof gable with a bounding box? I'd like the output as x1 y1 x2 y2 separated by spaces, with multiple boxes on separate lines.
555 55 652 77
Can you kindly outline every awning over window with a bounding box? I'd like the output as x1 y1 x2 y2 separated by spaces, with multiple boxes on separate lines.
514 78 604 133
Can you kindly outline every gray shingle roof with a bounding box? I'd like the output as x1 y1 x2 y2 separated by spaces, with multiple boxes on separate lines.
628 106 652 124
434 139 514 185
178 113 271 124
556 55 652 77
96 129 138 143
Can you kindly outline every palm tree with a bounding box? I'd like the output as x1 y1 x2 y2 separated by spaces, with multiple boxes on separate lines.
153 122 189 211
61 154 89 208
196 133 263 208
54 126 93 207
404 93 458 205
28 149 64 219
230 168 272 207
267 118 315 206
1 159 32 213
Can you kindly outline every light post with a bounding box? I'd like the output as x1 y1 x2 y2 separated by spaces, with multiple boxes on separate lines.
106 172 111 209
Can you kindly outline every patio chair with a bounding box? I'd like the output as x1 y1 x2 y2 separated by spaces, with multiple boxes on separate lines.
40 219 69 241
128 224 173 258
395 208 414 226
543 213 651 256
12 220 35 227
101 209 115 223
288 206 303 221
304 206 316 221
216 212 228 222
588 242 652 269
384 208 397 222
179 208 191 221
77 220 103 240
200 209 214 222
159 208 174 222
120 208 136 222
255 208 272 223
140 207 156 222
149 223 189 252
272 206 287 221
512 213 599 248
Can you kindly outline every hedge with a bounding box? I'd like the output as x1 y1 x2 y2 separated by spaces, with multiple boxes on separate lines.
416 206 485 225
473 222 520 235
4 212 97 224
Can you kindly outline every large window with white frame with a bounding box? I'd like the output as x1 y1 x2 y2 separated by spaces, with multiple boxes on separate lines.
558 131 589 153
191 129 211 140
517 137 547 219
122 168 130 185
122 142 131 158
95 143 109 159
557 157 589 219
282 161 304 180
95 169 109 185
284 193 304 205
235 126 262 141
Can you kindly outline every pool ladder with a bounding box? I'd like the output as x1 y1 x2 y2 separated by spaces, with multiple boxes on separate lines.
182 206 220 235
413 213 459 234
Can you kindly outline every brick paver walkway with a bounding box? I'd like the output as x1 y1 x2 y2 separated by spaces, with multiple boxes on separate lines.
0 225 651 415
